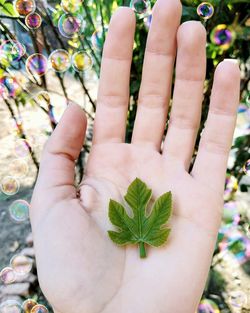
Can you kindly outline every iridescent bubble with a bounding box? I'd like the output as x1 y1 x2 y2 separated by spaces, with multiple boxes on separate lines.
228 290 247 308
0 83 8 99
14 0 35 16
197 2 214 19
72 51 93 72
14 139 30 158
26 54 48 77
9 159 29 178
144 13 152 30
22 299 37 313
197 299 220 313
210 24 235 50
0 267 16 284
49 49 71 73
0 300 22 313
9 200 30 223
243 159 250 175
223 201 240 226
61 0 82 13
25 12 42 29
224 174 238 201
1 176 20 196
36 91 50 104
130 0 151 15
0 75 22 97
30 305 48 313
91 29 105 51
58 14 83 38
0 40 26 62
10 255 33 275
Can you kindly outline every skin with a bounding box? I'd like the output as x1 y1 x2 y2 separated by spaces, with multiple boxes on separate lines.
30 0 241 312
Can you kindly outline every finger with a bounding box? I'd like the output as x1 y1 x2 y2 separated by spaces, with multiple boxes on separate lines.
132 0 181 150
191 60 240 193
163 21 206 169
93 7 135 144
31 104 87 219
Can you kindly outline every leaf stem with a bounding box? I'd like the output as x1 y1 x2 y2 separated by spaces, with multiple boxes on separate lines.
139 242 146 258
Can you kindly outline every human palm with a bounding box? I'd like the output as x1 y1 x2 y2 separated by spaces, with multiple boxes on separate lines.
30 0 240 312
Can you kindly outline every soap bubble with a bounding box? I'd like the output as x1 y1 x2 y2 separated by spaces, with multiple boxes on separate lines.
224 174 238 201
197 2 214 19
197 299 220 313
223 201 240 226
22 299 37 313
210 24 235 50
0 300 22 313
228 290 247 308
61 0 82 13
130 0 151 15
10 254 33 275
30 305 48 313
9 159 29 178
9 200 30 223
25 12 42 29
91 29 105 51
26 54 48 77
72 51 93 72
0 75 22 97
14 139 30 158
0 40 26 62
58 14 83 38
49 49 71 73
0 267 16 284
243 159 250 175
14 0 35 16
1 176 20 196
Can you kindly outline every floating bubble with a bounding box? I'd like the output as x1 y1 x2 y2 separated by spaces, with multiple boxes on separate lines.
61 0 82 13
14 139 30 158
9 159 29 178
30 305 48 313
0 83 8 99
91 29 105 51
223 201 240 226
1 176 20 196
0 300 22 313
9 200 30 223
25 12 42 29
197 2 214 19
130 0 151 15
197 299 220 313
144 13 152 30
26 54 48 77
0 75 22 98
14 0 35 16
210 24 235 50
72 50 93 72
0 267 16 284
58 14 83 38
49 49 71 73
10 255 33 275
36 91 50 104
228 290 247 308
243 159 250 175
0 40 26 62
22 299 37 313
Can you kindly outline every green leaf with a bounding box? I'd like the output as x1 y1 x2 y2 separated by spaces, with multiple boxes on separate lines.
108 178 172 258
0 3 19 17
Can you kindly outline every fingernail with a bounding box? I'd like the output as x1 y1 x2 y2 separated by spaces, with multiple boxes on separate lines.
223 58 239 65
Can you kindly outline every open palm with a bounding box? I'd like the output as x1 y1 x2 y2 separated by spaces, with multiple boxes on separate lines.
30 1 240 312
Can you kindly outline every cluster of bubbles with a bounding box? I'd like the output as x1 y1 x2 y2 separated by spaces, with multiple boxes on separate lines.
14 0 42 30
0 299 48 313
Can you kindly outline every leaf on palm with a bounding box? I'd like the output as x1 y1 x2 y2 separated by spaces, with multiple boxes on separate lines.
108 178 172 258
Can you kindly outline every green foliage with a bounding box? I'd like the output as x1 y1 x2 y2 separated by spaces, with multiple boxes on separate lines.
108 178 172 258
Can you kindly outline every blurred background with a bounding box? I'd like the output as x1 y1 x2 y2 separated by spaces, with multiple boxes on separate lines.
0 0 249 312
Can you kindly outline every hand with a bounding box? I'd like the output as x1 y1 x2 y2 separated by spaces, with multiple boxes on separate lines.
30 0 240 312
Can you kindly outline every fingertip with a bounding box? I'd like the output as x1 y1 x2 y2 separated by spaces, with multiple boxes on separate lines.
178 21 206 45
110 6 136 29
216 59 241 79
